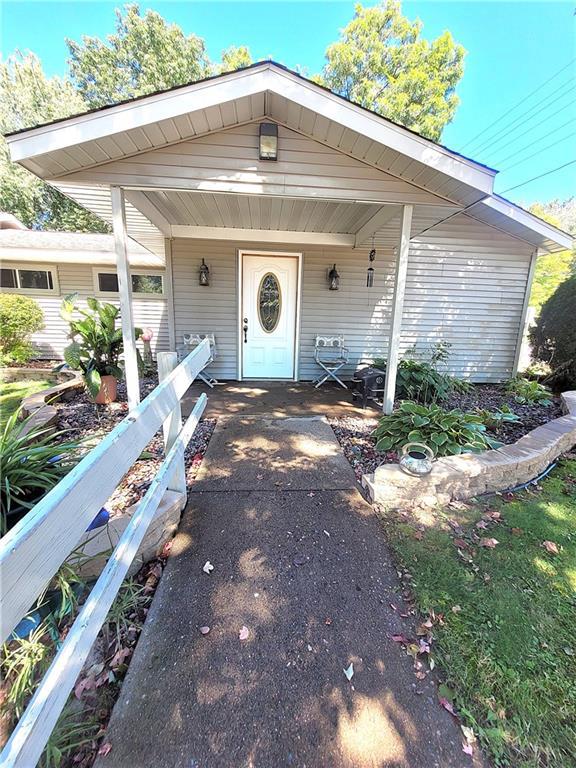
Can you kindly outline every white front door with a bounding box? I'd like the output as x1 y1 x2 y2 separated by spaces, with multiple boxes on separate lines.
241 254 298 379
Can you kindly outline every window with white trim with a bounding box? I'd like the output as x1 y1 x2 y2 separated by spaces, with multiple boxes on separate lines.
0 265 58 294
93 270 164 297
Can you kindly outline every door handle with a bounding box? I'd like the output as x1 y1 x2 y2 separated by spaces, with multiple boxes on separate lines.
243 318 248 343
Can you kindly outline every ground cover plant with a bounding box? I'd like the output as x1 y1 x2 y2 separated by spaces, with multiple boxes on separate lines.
379 458 576 767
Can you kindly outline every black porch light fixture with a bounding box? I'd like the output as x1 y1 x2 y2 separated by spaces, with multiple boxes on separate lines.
199 258 210 286
328 263 340 291
259 122 278 160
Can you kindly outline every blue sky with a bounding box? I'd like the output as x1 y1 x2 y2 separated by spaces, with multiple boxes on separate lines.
1 0 575 205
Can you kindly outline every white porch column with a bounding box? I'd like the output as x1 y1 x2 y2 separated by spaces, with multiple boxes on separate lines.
111 185 140 411
383 204 413 414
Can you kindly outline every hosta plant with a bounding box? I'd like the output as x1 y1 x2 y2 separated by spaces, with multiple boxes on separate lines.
505 377 552 406
475 405 520 430
59 294 142 399
0 409 79 536
373 401 502 456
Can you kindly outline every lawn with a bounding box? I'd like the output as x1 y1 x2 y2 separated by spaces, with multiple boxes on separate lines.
381 457 576 767
0 378 56 427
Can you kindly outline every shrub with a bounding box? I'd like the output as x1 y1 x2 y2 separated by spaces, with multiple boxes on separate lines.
505 377 552 405
59 294 142 398
373 342 471 404
373 401 501 456
530 274 576 390
0 409 78 536
0 294 44 365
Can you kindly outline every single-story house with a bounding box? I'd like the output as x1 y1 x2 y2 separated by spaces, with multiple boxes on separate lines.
3 61 572 411
0 223 169 359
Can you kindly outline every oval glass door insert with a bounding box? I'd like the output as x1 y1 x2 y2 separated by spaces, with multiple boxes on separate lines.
258 272 282 332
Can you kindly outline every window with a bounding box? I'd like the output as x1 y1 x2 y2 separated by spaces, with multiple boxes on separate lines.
0 265 57 293
93 270 164 297
258 272 281 332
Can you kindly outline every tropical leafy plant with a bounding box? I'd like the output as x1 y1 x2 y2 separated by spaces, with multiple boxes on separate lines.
373 401 501 456
0 293 44 365
0 409 79 536
505 377 553 406
475 405 520 430
60 294 142 399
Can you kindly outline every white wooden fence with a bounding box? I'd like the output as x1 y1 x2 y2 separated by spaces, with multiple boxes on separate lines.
0 340 210 768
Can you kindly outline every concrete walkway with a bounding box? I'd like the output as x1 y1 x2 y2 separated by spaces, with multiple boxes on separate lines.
97 416 475 768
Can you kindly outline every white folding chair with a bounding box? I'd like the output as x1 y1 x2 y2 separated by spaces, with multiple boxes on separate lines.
179 333 219 387
313 335 349 389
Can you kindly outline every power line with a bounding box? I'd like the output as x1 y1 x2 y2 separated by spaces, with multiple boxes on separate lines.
496 117 575 166
471 81 575 157
499 159 576 193
486 101 575 162
460 57 575 152
500 132 575 172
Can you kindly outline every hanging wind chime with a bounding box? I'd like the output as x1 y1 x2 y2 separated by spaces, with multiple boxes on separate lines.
366 236 376 287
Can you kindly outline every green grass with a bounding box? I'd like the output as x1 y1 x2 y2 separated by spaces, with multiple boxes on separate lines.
382 458 576 767
0 378 56 427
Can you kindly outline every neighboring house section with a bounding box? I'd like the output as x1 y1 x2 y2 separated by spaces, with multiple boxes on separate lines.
0 228 169 359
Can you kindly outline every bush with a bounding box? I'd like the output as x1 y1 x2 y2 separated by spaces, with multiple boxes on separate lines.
373 401 501 456
0 409 78 536
505 377 552 405
530 274 576 390
0 294 44 365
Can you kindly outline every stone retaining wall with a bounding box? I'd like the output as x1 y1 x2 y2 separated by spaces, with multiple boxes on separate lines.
363 391 576 510
17 370 84 435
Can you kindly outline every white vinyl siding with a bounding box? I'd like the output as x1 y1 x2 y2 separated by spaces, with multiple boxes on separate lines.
1 262 169 360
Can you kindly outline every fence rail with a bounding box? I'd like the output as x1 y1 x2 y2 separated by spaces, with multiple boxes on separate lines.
0 341 210 768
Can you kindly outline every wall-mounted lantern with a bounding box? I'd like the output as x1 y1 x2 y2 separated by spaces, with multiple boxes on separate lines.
259 123 278 161
328 263 340 291
199 258 210 286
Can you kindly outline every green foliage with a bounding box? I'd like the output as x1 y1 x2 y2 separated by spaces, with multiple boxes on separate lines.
530 274 576 390
374 342 471 404
474 405 520 431
528 200 575 315
66 3 210 108
373 400 500 455
0 408 78 535
219 45 253 73
319 0 465 141
60 294 142 398
0 52 108 232
0 294 44 365
506 376 552 405
382 460 576 766
0 378 56 428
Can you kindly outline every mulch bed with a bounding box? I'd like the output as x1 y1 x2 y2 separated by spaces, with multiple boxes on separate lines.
330 384 563 482
55 376 216 516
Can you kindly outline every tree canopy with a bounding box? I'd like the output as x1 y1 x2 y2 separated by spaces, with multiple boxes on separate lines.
67 4 211 108
319 0 465 141
219 45 253 74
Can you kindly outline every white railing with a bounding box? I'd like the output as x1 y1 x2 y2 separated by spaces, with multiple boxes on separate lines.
0 340 210 768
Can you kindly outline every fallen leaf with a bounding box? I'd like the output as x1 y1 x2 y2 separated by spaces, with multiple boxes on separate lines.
199 626 210 635
413 530 424 540
239 626 249 641
451 605 462 613
439 697 456 716
391 634 409 644
98 743 112 757
511 527 523 535
563 646 574 656
479 537 499 548
343 662 354 681
202 560 214 574
325 617 332 625
453 538 468 549
475 520 488 529
462 743 473 756
542 540 559 555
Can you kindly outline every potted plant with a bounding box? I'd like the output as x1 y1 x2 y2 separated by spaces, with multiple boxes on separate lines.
59 294 142 404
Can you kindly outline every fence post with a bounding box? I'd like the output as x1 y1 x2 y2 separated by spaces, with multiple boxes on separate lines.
157 352 187 495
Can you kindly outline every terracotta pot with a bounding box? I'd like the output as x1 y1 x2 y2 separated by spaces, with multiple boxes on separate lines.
94 375 118 404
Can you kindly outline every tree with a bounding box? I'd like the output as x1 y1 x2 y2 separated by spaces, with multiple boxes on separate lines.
319 0 465 141
529 199 575 314
219 46 253 74
67 4 211 108
0 52 107 231
530 275 576 389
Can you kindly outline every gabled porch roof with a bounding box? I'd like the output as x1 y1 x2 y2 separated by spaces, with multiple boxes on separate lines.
5 61 571 256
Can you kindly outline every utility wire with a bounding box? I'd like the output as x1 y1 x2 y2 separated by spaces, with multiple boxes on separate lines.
471 81 575 157
500 132 576 172
460 58 575 152
485 101 576 161
496 117 576 166
499 159 576 193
